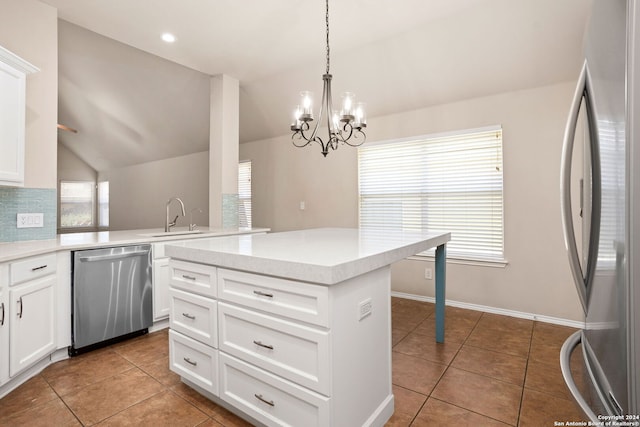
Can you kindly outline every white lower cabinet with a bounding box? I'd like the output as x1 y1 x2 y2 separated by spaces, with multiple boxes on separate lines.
152 258 170 320
8 275 56 376
0 266 8 384
169 261 392 427
169 288 218 348
218 301 330 395
219 352 330 427
169 329 218 395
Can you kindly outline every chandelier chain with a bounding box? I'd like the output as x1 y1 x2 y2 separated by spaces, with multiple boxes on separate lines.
325 0 330 74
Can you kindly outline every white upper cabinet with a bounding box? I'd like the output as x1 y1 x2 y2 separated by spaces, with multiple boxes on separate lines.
0 45 38 187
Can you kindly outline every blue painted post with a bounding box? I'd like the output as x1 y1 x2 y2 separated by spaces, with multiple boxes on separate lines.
435 243 446 343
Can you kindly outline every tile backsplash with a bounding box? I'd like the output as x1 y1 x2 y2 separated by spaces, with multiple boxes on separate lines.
222 193 239 228
0 187 56 242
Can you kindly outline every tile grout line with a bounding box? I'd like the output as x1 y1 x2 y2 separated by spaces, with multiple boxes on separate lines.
515 320 536 427
407 306 482 426
39 372 86 426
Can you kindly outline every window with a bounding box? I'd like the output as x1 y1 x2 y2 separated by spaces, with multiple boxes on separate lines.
238 160 252 228
59 181 95 228
98 181 109 228
358 126 504 262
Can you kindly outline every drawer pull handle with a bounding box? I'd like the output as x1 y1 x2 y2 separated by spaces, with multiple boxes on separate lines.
182 312 196 320
182 274 196 280
17 297 23 319
254 394 275 407
0 302 4 326
253 290 273 298
253 340 274 350
31 265 47 271
183 357 197 366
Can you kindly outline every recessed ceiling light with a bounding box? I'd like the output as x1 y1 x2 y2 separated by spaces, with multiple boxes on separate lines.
161 33 176 43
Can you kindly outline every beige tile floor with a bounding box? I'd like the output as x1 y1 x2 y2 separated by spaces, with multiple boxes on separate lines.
0 297 586 426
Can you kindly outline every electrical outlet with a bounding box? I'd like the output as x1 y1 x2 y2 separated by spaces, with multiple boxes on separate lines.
299 201 306 210
424 268 433 280
16 213 44 228
358 298 372 320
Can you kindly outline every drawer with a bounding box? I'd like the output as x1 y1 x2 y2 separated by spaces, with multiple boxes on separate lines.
10 253 57 286
217 268 328 327
170 259 217 298
169 330 218 396
219 353 330 427
218 302 330 395
169 288 217 348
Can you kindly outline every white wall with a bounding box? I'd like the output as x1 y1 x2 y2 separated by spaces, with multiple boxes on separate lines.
240 81 584 322
0 0 58 188
98 151 209 231
57 143 97 182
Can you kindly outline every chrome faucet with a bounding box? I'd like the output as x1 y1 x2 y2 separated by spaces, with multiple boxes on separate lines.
165 197 186 232
189 208 203 231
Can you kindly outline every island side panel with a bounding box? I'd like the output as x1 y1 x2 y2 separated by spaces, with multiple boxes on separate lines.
329 266 393 427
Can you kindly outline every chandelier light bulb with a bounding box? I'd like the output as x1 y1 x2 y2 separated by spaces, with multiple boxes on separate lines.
300 91 313 119
355 102 367 127
332 113 340 133
341 92 355 119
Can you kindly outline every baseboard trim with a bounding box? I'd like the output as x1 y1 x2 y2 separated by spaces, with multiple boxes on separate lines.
390 291 584 329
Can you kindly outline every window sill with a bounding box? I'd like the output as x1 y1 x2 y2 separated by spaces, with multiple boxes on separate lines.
406 254 508 268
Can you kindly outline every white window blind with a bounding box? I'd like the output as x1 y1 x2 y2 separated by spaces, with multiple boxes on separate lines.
358 127 504 261
98 181 109 228
59 181 95 228
238 160 252 228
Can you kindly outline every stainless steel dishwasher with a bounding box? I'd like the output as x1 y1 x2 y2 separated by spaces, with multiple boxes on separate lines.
70 244 152 355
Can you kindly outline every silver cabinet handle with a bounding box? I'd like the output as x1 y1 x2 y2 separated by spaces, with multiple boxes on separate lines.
17 297 23 319
0 302 4 326
253 340 274 350
79 250 149 262
183 357 197 366
253 290 273 298
182 274 196 280
560 60 601 315
182 313 196 320
31 264 47 271
254 393 275 407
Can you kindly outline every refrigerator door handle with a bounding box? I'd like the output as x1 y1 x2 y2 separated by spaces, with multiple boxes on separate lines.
560 331 599 423
560 60 601 315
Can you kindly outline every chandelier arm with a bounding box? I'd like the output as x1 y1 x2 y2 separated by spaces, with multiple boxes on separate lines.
325 74 335 135
343 128 367 147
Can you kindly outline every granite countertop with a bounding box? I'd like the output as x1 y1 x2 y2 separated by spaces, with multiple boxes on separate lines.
0 226 269 263
165 227 451 285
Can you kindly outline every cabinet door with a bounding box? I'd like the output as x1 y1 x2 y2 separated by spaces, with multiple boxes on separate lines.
153 258 171 320
0 60 26 186
9 275 56 377
0 287 8 384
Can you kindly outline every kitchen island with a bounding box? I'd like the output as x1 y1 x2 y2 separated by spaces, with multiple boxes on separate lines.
165 228 450 427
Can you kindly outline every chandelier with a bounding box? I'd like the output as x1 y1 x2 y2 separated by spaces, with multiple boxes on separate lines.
290 0 367 157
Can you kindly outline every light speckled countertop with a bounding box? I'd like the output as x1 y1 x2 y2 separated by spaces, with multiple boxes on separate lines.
165 227 450 285
0 227 269 262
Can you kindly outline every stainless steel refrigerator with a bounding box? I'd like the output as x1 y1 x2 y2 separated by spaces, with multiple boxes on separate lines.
560 0 639 420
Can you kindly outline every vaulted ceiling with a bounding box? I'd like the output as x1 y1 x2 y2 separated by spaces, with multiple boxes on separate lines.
42 0 592 171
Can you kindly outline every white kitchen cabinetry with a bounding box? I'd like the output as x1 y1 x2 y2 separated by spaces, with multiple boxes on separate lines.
152 256 171 320
169 258 391 427
0 264 9 385
0 254 56 383
168 260 219 395
0 45 38 187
